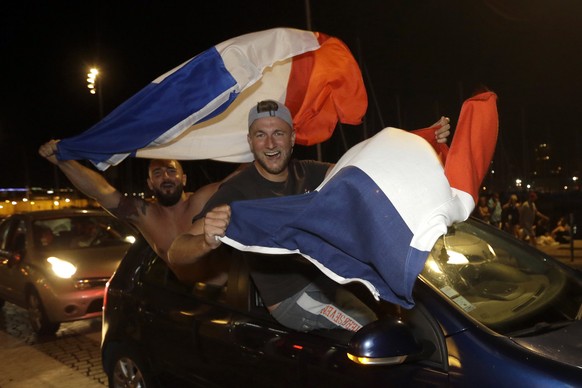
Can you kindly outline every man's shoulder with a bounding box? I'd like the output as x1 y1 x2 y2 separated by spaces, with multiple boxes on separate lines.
187 182 220 203
217 164 259 187
292 159 331 168
290 159 332 176
108 195 152 223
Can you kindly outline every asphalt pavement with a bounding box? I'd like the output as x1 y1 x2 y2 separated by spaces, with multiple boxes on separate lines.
537 239 582 271
0 303 105 388
0 331 104 388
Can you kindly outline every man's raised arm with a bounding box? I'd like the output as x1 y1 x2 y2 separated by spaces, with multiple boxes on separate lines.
38 139 121 209
168 204 231 266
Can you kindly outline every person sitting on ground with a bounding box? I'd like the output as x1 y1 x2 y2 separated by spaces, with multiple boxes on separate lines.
168 99 451 332
535 217 558 246
552 217 571 244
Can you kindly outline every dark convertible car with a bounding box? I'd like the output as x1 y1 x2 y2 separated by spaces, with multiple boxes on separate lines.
102 218 582 387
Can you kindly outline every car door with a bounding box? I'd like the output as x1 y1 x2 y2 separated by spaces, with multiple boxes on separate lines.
136 252 238 386
170 254 312 387
229 279 450 387
0 218 14 298
0 218 27 304
298 302 451 387
157 250 298 386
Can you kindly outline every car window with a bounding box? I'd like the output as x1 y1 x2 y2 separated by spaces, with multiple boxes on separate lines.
142 255 227 304
421 219 582 334
33 215 135 249
0 219 12 250
6 220 27 252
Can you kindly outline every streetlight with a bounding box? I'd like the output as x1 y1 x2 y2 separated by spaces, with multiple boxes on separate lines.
87 68 98 94
86 67 103 118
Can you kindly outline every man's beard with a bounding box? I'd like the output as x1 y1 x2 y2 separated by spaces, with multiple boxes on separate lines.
154 183 184 207
255 149 292 176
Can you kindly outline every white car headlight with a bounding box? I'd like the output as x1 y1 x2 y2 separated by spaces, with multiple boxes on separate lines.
47 256 77 278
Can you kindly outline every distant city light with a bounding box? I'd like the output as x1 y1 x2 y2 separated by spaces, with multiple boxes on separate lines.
515 179 522 187
573 176 579 182
0 188 28 192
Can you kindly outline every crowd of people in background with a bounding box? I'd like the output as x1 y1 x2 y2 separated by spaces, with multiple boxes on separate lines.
473 191 573 247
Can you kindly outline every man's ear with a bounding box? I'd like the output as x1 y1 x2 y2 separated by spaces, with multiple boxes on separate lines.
147 178 153 191
291 130 296 147
182 173 187 186
247 133 253 151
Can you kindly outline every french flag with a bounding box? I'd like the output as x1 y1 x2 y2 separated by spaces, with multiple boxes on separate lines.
220 92 498 307
55 28 367 169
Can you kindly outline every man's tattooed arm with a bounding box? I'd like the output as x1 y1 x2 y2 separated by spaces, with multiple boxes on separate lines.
108 195 148 222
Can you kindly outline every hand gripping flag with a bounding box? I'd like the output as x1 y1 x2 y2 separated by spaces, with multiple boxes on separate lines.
220 92 498 307
55 28 367 170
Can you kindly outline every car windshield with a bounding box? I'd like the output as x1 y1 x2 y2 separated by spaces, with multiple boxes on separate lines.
420 218 582 335
33 214 136 249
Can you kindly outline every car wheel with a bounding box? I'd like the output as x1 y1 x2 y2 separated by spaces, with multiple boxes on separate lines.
26 289 60 335
107 344 156 388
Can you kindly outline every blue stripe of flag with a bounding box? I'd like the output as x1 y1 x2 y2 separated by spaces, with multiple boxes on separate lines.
58 47 238 163
226 166 427 307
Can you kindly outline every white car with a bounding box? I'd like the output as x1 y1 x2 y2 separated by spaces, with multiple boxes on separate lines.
0 209 135 335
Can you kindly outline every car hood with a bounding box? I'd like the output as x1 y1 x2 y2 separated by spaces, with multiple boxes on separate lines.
43 244 130 279
512 320 582 369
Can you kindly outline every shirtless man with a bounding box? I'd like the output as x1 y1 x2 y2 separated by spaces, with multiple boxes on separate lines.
38 140 237 281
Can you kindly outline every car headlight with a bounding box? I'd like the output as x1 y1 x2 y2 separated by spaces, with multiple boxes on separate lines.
47 256 77 278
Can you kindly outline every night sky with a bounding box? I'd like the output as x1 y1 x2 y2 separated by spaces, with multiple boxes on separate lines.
2 0 582 193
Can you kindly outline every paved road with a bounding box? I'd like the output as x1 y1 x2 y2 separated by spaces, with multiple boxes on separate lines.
0 303 106 387
537 239 582 271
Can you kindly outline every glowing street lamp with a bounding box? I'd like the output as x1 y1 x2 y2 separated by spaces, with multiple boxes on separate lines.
86 67 103 118
87 68 98 94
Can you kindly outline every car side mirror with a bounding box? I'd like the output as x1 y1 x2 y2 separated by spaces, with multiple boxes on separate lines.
346 316 423 366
